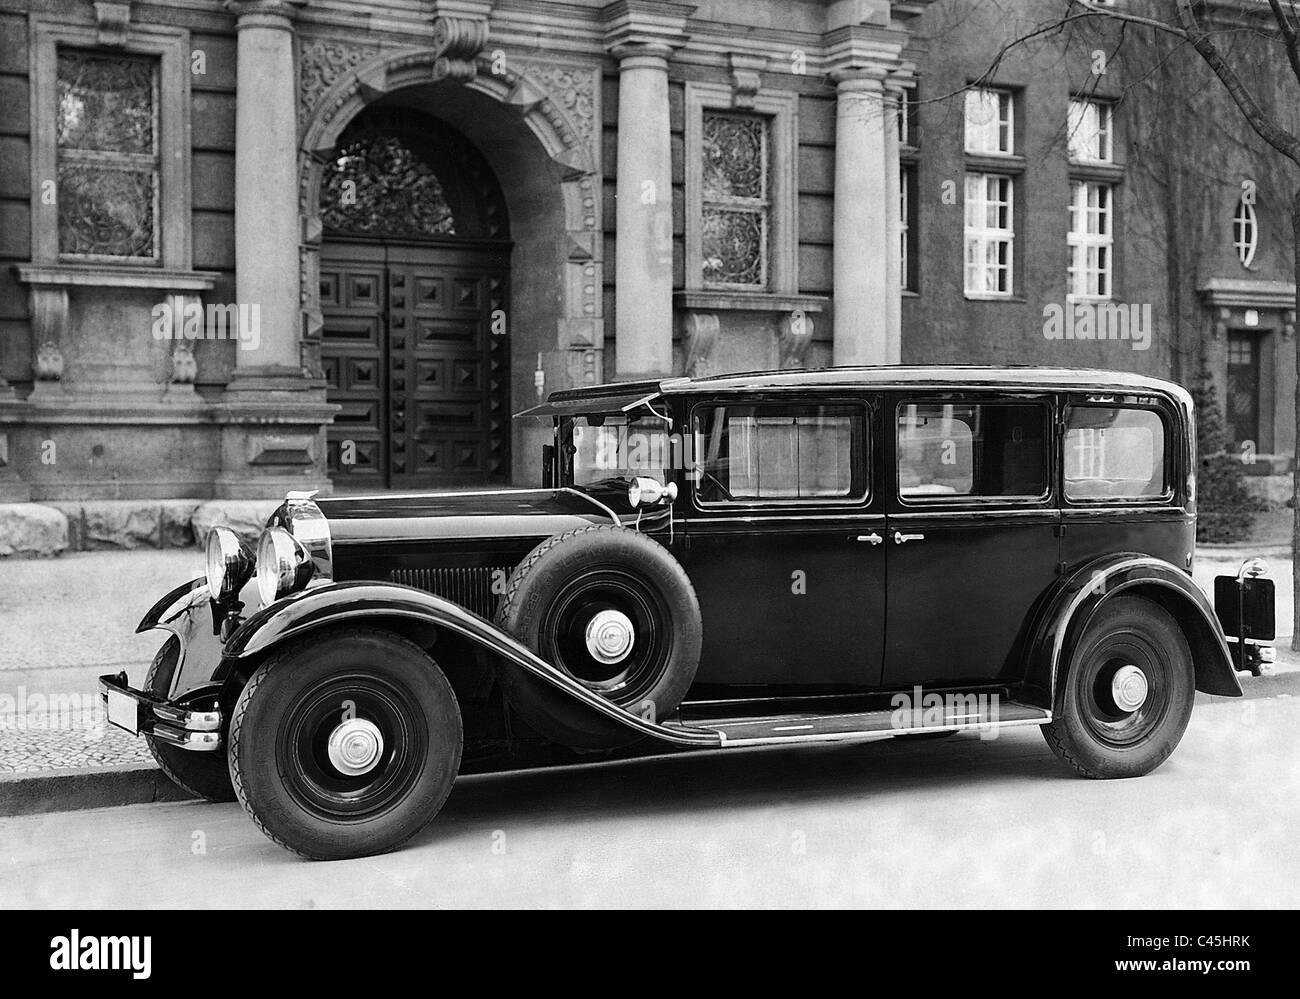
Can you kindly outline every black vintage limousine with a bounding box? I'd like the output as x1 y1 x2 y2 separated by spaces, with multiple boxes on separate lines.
100 366 1274 859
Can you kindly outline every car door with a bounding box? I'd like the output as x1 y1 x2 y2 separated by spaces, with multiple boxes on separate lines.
883 392 1060 688
679 394 886 689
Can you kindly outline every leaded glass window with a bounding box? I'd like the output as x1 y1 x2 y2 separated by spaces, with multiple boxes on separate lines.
322 134 457 238
701 111 770 288
56 49 159 261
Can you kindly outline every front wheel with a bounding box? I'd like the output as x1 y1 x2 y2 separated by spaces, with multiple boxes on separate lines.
1042 596 1195 779
228 626 462 860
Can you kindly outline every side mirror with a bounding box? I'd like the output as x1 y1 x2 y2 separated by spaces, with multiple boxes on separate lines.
541 443 556 489
628 477 678 508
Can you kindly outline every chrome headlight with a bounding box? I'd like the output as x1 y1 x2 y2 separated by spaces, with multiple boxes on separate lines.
256 527 315 606
206 527 254 604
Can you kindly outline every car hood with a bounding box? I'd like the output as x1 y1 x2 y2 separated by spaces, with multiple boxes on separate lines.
315 488 620 545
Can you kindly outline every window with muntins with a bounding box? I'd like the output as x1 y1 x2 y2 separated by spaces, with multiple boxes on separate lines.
56 49 160 261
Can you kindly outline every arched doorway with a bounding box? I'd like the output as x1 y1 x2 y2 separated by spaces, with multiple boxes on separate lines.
320 107 511 490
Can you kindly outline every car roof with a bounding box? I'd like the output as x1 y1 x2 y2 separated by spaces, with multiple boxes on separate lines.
543 366 1192 407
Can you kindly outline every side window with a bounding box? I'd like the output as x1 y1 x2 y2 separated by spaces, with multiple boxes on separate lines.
693 403 867 504
1065 407 1166 501
897 401 1047 500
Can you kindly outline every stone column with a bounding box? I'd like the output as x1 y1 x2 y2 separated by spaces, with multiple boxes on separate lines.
604 2 692 380
217 0 335 498
825 25 907 367
225 0 304 380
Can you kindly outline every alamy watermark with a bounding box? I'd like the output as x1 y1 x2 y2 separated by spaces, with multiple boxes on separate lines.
151 301 260 351
1043 301 1152 351
889 685 1002 740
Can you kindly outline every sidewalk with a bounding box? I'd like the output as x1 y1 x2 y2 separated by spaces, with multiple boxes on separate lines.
2 544 1298 813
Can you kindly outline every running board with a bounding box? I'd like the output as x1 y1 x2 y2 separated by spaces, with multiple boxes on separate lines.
666 700 1052 748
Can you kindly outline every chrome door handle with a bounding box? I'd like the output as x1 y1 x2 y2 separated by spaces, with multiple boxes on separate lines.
855 532 884 546
894 531 925 544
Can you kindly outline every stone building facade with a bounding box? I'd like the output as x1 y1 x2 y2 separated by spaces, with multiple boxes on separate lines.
0 0 1293 505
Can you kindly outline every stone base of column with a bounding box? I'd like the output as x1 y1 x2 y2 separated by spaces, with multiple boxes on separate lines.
212 368 339 499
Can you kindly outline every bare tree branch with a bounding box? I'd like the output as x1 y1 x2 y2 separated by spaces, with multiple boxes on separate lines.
1266 0 1300 86
1176 0 1300 164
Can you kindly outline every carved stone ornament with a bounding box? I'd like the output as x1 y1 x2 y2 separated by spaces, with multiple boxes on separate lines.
171 343 198 384
432 16 490 83
94 1 132 47
681 312 720 379
35 342 64 382
300 40 379 116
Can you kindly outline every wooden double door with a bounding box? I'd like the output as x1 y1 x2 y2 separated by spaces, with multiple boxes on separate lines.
321 239 510 490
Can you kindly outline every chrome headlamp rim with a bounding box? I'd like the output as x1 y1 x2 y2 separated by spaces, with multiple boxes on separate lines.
256 526 315 606
205 526 254 604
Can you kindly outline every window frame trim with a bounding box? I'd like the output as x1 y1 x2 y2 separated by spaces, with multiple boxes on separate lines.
963 172 1016 298
684 81 798 295
29 17 192 268
687 396 874 513
1060 403 1175 507
893 396 1055 509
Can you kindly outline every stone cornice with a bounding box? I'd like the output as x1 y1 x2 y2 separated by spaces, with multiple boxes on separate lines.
15 264 219 292
602 0 695 55
1199 278 1297 311
824 23 909 82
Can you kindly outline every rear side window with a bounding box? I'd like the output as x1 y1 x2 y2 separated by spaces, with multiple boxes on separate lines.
1064 407 1166 501
897 401 1047 500
693 403 867 504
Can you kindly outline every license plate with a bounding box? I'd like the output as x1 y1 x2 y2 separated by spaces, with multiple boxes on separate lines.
105 689 140 735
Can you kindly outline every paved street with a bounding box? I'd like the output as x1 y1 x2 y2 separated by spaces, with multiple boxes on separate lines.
2 695 1296 908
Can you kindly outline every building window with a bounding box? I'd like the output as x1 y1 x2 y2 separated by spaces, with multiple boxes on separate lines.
56 49 160 261
1234 193 1259 268
964 174 1014 296
1068 181 1113 298
1067 98 1113 163
965 88 1014 155
701 111 770 288
900 164 918 292
684 83 797 295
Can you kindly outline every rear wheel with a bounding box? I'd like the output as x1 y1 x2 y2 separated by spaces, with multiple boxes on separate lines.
1043 596 1195 779
143 636 235 803
228 626 462 860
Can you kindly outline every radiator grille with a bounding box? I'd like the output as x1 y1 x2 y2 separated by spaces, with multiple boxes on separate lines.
388 566 509 619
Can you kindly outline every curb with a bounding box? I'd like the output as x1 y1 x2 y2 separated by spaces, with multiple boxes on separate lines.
4 670 1298 820
0 763 196 818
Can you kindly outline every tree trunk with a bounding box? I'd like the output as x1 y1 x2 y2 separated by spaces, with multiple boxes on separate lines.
1291 188 1300 652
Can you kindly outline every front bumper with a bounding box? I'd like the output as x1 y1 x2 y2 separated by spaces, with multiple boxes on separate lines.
98 672 223 751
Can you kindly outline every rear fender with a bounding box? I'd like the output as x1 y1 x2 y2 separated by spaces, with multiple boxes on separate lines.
219 581 720 747
1024 554 1241 711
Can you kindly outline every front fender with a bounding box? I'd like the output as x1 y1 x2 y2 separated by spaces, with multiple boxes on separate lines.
135 576 228 698
220 581 721 748
1025 553 1242 710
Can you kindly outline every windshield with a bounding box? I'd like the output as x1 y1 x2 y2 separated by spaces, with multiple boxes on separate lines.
563 414 673 489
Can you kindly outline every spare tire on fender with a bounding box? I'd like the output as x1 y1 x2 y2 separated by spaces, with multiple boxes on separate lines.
493 525 702 749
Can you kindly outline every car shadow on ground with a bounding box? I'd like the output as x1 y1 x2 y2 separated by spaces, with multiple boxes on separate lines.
411 727 1065 850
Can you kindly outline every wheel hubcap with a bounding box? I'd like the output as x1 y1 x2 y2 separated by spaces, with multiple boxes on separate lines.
1111 664 1149 713
585 608 635 665
326 717 384 776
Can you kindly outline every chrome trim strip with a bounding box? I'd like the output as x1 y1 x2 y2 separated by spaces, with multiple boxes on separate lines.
717 714 1052 748
888 509 1060 521
687 513 886 525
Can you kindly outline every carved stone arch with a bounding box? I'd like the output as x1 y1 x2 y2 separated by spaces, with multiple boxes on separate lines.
296 43 604 479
